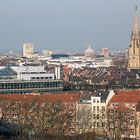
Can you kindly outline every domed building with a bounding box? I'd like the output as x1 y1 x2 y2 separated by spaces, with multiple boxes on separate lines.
84 44 95 57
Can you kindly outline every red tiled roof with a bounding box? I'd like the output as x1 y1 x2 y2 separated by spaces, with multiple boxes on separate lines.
0 92 81 103
116 90 140 95
108 90 140 109
110 95 140 103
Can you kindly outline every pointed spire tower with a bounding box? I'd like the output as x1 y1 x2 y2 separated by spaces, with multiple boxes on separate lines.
133 5 139 34
128 5 140 69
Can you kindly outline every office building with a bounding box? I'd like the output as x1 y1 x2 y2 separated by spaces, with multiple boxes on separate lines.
76 90 115 133
0 65 63 94
23 43 34 58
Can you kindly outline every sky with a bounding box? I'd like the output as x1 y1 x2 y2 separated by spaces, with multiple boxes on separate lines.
0 0 139 53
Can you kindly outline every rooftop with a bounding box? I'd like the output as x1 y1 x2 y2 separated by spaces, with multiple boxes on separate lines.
78 90 111 103
94 90 110 102
0 92 81 103
109 90 140 103
80 91 95 100
116 90 140 95
0 67 16 77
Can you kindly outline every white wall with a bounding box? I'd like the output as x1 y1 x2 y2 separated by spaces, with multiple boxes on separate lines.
106 90 115 104
17 73 55 80
55 66 61 79
11 66 45 73
11 66 55 80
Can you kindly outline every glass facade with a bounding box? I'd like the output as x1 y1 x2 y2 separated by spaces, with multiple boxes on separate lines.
0 80 63 94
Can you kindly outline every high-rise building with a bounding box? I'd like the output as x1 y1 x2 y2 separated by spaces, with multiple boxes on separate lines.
100 48 109 57
23 43 34 58
128 6 140 69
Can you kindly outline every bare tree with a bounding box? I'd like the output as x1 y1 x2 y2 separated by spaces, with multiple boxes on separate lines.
0 100 75 139
107 108 136 140
76 105 92 134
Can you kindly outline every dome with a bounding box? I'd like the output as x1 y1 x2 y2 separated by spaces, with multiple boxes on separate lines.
84 44 95 57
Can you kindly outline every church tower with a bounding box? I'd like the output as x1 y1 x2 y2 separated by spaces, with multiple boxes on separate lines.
128 6 140 69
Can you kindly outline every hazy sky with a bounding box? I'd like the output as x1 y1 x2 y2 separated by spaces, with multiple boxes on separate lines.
0 0 139 53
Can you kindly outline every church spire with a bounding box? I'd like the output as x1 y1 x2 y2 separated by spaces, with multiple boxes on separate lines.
133 5 139 34
128 5 140 69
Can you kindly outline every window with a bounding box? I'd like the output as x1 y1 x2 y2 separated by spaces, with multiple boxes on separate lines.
97 114 99 119
102 106 105 111
102 114 105 119
102 122 105 127
97 122 99 127
93 114 96 119
93 122 96 127
115 102 119 106
93 106 96 111
93 99 96 103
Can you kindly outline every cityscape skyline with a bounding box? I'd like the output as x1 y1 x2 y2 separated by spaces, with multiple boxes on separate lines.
0 0 139 53
0 1 140 138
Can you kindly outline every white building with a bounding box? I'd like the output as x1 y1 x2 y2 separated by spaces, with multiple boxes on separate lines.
42 50 53 57
100 48 109 57
10 65 61 80
84 44 95 58
91 90 114 129
23 43 34 58
0 65 63 94
76 90 115 133
47 56 112 68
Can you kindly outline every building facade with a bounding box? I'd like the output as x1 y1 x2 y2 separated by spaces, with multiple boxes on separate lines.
107 90 140 139
42 50 53 57
136 102 140 138
0 66 63 94
100 48 109 57
76 90 115 134
128 6 140 69
23 43 34 58
84 44 95 58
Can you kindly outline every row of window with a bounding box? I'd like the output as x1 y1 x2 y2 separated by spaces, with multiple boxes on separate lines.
93 114 106 119
92 99 100 103
93 106 105 111
31 77 53 80
0 81 63 89
21 72 46 74
0 87 63 94
93 122 105 127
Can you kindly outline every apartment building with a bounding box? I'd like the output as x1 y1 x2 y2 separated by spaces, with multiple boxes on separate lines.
136 102 140 138
76 90 115 133
107 90 140 139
